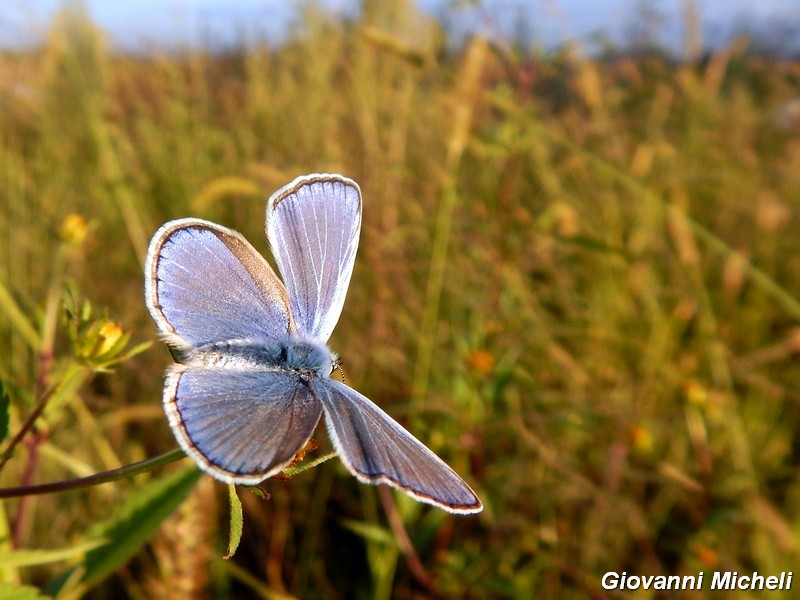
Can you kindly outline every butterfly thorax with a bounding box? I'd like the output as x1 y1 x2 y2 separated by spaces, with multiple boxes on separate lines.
184 335 334 378
284 336 337 377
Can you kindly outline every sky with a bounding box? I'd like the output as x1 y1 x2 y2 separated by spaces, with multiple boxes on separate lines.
0 1 798 53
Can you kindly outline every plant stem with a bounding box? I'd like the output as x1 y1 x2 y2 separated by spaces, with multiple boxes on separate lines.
0 448 188 498
0 384 58 472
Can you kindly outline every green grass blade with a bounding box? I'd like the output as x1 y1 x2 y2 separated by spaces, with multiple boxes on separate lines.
0 280 40 351
0 539 107 567
0 583 50 600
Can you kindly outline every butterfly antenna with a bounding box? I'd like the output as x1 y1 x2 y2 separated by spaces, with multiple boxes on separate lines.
332 354 346 383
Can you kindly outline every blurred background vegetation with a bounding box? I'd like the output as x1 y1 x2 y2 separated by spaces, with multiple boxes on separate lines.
1 0 800 598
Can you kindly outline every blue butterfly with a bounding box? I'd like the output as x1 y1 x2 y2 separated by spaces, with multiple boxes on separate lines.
145 174 482 513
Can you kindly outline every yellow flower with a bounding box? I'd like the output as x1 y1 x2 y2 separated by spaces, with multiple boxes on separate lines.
682 379 707 408
628 425 653 455
59 213 89 246
96 320 124 357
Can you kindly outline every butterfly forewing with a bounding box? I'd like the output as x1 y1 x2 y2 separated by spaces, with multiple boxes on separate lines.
145 219 293 348
165 368 323 484
314 379 483 514
267 174 361 341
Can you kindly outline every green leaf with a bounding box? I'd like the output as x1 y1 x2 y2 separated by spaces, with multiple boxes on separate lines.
81 465 202 585
0 539 107 567
243 485 269 499
41 565 81 598
223 483 244 559
0 583 50 600
339 518 397 547
0 381 9 444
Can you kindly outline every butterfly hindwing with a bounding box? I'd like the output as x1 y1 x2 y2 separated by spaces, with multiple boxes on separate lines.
165 366 322 485
314 379 482 514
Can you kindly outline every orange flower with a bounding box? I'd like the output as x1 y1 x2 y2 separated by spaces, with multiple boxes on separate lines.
467 349 494 376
